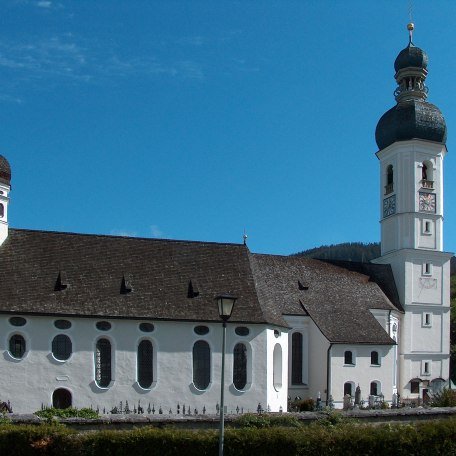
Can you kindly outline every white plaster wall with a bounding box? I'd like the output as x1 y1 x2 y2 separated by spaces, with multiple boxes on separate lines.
307 321 329 403
284 315 310 401
0 183 9 246
376 140 446 256
0 315 273 414
330 344 394 408
369 310 389 331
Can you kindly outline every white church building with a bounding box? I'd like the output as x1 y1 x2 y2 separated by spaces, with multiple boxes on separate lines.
0 26 451 414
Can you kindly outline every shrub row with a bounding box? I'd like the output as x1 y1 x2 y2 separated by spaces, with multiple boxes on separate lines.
0 418 455 455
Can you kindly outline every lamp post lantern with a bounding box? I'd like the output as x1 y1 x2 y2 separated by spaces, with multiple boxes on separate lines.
216 294 237 456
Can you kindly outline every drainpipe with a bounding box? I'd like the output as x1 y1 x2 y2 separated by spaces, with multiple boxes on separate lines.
388 310 391 336
326 343 333 406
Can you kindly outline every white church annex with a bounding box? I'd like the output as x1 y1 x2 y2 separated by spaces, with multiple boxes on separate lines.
0 25 451 413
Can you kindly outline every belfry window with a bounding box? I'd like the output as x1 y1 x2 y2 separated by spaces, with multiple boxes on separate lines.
421 161 434 189
137 340 153 389
291 332 303 384
95 338 112 387
385 165 394 194
233 343 247 390
193 340 210 390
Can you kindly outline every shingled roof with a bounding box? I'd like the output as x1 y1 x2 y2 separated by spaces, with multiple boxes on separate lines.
249 254 396 345
0 229 267 324
321 259 403 312
0 229 398 344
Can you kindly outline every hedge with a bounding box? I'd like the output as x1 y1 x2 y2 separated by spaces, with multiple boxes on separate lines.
0 418 455 455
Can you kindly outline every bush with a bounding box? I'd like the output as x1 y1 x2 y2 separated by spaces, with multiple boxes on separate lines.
35 407 99 420
430 388 456 407
233 413 302 429
0 418 455 455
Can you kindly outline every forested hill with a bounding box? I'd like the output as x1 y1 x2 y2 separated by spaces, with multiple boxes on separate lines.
294 242 456 275
294 242 381 263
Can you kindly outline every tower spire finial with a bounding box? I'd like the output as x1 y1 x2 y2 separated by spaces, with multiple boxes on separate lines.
407 22 414 45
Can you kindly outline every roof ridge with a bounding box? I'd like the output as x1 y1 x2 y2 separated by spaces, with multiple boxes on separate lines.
9 227 246 247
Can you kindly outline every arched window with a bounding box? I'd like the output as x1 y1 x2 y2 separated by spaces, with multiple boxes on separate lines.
344 382 354 396
233 343 247 390
0 203 3 218
370 381 381 396
273 343 282 390
9 334 26 359
385 165 394 194
291 332 303 384
344 350 354 365
193 341 210 390
52 335 72 361
52 388 72 409
371 351 380 366
137 340 153 388
95 338 112 387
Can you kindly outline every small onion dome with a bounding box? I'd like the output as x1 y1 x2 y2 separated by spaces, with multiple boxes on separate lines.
375 100 447 150
0 155 11 185
394 44 428 73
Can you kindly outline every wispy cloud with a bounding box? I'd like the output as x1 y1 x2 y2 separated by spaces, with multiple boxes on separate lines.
0 93 23 104
110 229 138 238
0 36 88 81
36 1 52 7
176 36 205 47
0 34 204 96
150 225 163 238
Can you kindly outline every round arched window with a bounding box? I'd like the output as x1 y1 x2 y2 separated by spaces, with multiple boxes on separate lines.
193 340 210 390
52 335 72 361
9 334 26 359
233 343 247 390
52 388 72 409
137 340 153 388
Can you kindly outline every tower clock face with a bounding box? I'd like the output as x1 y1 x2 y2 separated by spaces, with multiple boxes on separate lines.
383 194 396 218
419 192 436 213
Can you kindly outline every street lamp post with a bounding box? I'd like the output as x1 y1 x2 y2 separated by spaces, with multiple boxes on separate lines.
216 294 237 456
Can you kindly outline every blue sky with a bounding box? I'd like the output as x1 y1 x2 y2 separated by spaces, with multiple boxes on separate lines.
1 0 455 255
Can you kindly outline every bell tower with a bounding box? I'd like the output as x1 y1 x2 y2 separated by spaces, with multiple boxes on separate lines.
373 24 452 399
0 154 11 246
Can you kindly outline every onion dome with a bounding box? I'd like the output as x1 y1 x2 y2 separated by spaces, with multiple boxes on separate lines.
394 44 428 73
375 23 447 150
0 155 11 186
